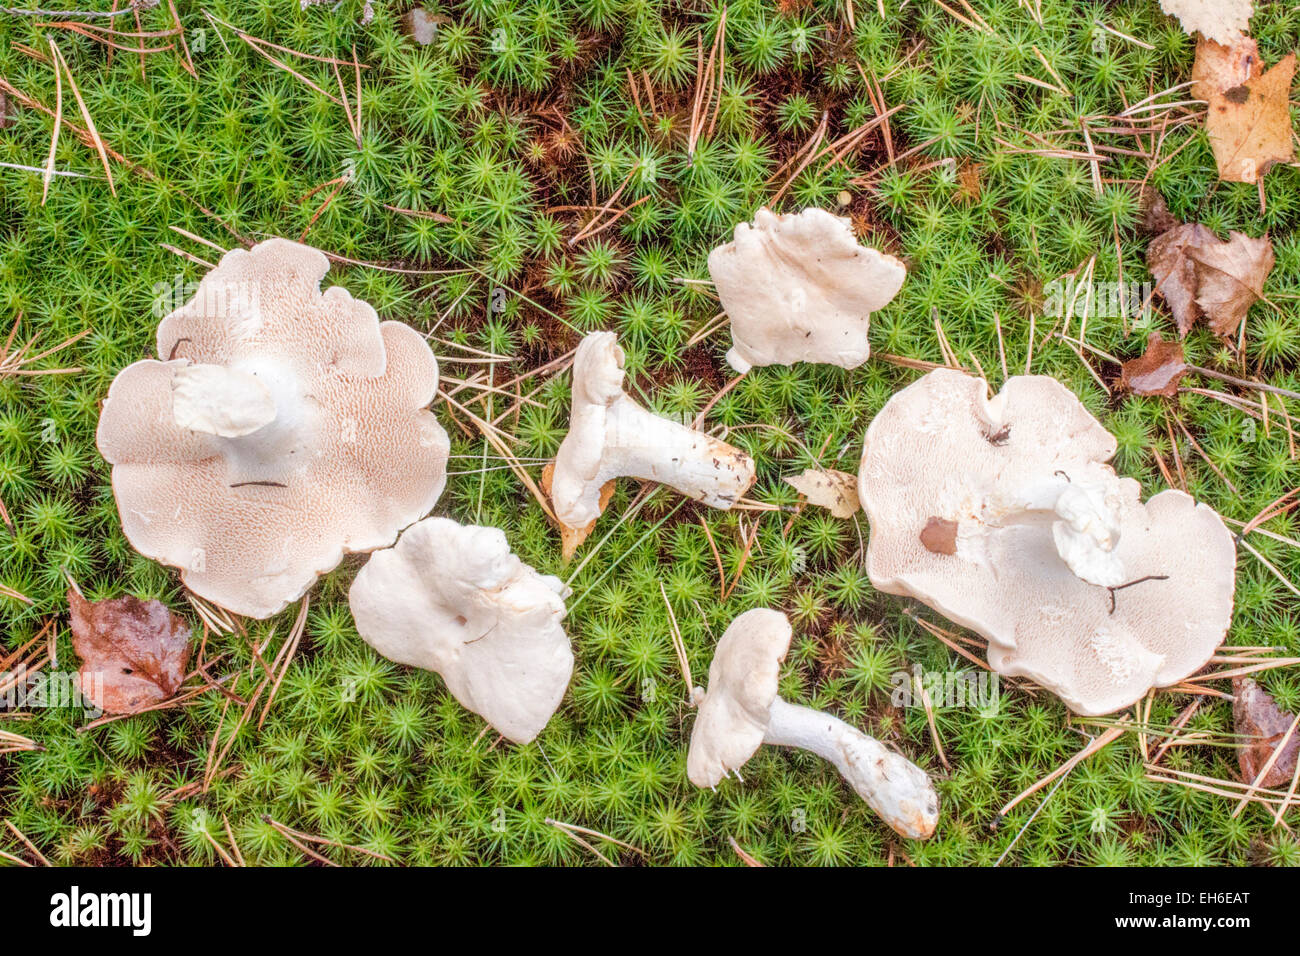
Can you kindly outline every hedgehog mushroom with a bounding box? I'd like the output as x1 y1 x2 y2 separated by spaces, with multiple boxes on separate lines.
97 238 450 619
687 608 939 840
349 516 573 745
547 331 756 558
707 207 906 373
857 368 1237 716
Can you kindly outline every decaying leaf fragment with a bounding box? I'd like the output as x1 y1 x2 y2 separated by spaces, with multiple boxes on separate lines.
1204 52 1295 184
1148 223 1274 337
1159 0 1253 46
68 589 191 714
1120 333 1188 397
1191 34 1261 102
1233 677 1300 788
784 468 860 518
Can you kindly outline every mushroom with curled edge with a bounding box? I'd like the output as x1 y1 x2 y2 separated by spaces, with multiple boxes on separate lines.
857 368 1237 716
687 608 939 840
546 331 756 559
706 207 906 373
96 238 451 619
349 516 574 745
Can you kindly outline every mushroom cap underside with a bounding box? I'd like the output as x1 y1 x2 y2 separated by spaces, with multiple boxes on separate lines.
858 368 1236 715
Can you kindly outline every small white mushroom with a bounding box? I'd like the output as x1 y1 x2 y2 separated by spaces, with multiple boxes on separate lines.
707 207 906 373
857 368 1237 716
97 238 451 619
349 516 573 745
549 331 756 555
687 608 939 840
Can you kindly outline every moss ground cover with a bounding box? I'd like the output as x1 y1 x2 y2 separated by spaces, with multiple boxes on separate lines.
1 0 1299 865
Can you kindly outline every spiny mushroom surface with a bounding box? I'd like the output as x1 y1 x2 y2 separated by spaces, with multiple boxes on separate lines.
857 368 1236 716
548 331 755 556
97 238 450 619
687 608 939 840
348 516 573 745
707 207 906 373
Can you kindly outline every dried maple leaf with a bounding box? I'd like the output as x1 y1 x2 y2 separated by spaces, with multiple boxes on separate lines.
67 589 192 714
1160 0 1253 46
1233 677 1300 788
784 468 860 518
1205 53 1295 184
1120 333 1188 397
1191 34 1261 102
1147 223 1274 337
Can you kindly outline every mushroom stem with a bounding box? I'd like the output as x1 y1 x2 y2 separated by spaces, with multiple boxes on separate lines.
982 472 1125 587
761 697 939 840
601 396 751 510
551 332 756 529
171 359 311 484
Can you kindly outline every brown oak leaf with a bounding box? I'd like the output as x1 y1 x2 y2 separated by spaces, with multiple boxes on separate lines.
1233 677 1300 788
1120 333 1188 397
784 468 860 518
1147 223 1274 337
1206 52 1295 184
68 589 192 714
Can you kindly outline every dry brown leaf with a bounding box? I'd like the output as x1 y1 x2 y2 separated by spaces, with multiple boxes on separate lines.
1233 676 1300 788
67 589 192 715
1120 333 1188 397
1191 34 1261 102
956 162 982 203
1188 232 1275 335
1138 187 1181 236
784 468 860 518
919 516 958 555
1206 52 1295 184
1148 223 1274 337
1160 0 1253 46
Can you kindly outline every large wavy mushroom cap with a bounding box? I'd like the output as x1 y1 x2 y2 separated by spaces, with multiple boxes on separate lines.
97 238 450 619
349 516 574 745
858 368 1236 716
707 207 906 373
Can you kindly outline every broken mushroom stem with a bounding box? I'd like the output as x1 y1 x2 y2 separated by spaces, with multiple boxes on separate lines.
761 697 937 839
984 470 1125 587
170 359 308 485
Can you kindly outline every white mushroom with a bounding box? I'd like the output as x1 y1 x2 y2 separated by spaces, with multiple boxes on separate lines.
857 368 1237 716
97 238 450 619
548 331 756 556
348 516 573 745
1159 0 1253 46
707 207 906 373
687 608 939 840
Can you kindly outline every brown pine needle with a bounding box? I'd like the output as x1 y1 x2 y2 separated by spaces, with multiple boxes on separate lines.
263 816 397 865
4 820 49 866
40 37 61 205
729 835 764 866
997 720 1129 821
